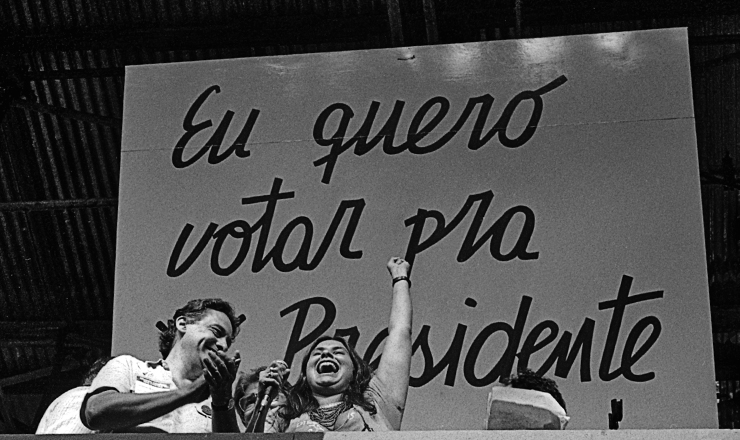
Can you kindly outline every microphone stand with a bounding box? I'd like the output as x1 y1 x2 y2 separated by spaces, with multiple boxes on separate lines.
245 391 274 433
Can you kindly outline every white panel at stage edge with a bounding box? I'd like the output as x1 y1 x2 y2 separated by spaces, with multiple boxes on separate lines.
114 28 716 429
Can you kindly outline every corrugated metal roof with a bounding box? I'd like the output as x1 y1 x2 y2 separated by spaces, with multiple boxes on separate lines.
0 3 400 431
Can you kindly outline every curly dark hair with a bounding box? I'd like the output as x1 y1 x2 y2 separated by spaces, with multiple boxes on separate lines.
158 298 242 358
283 335 376 420
502 368 567 412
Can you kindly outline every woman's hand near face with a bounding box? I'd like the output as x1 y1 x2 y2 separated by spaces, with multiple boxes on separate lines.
259 360 290 399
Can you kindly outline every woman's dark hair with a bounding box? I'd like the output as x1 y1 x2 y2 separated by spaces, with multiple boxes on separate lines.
284 335 376 420
158 298 243 358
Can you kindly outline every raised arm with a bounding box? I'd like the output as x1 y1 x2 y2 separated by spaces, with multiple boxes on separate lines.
374 257 413 408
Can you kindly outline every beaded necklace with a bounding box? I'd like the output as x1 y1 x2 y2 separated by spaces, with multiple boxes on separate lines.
308 401 351 430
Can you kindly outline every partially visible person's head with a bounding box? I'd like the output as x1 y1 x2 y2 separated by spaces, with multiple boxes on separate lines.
286 336 375 418
502 369 566 412
82 356 111 386
487 369 568 430
235 367 267 424
158 298 242 358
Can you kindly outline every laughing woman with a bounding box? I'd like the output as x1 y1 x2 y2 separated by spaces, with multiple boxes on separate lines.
282 257 413 432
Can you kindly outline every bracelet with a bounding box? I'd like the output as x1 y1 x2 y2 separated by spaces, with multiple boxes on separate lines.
392 276 411 288
211 398 234 412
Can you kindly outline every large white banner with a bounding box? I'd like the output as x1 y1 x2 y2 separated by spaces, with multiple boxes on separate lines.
114 28 717 429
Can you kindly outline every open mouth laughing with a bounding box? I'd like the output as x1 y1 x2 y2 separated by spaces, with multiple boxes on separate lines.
317 359 339 374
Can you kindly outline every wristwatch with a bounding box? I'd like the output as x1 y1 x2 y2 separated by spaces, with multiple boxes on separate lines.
211 398 235 412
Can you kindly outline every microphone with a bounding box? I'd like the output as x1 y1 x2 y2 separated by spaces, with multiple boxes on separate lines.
246 360 289 433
